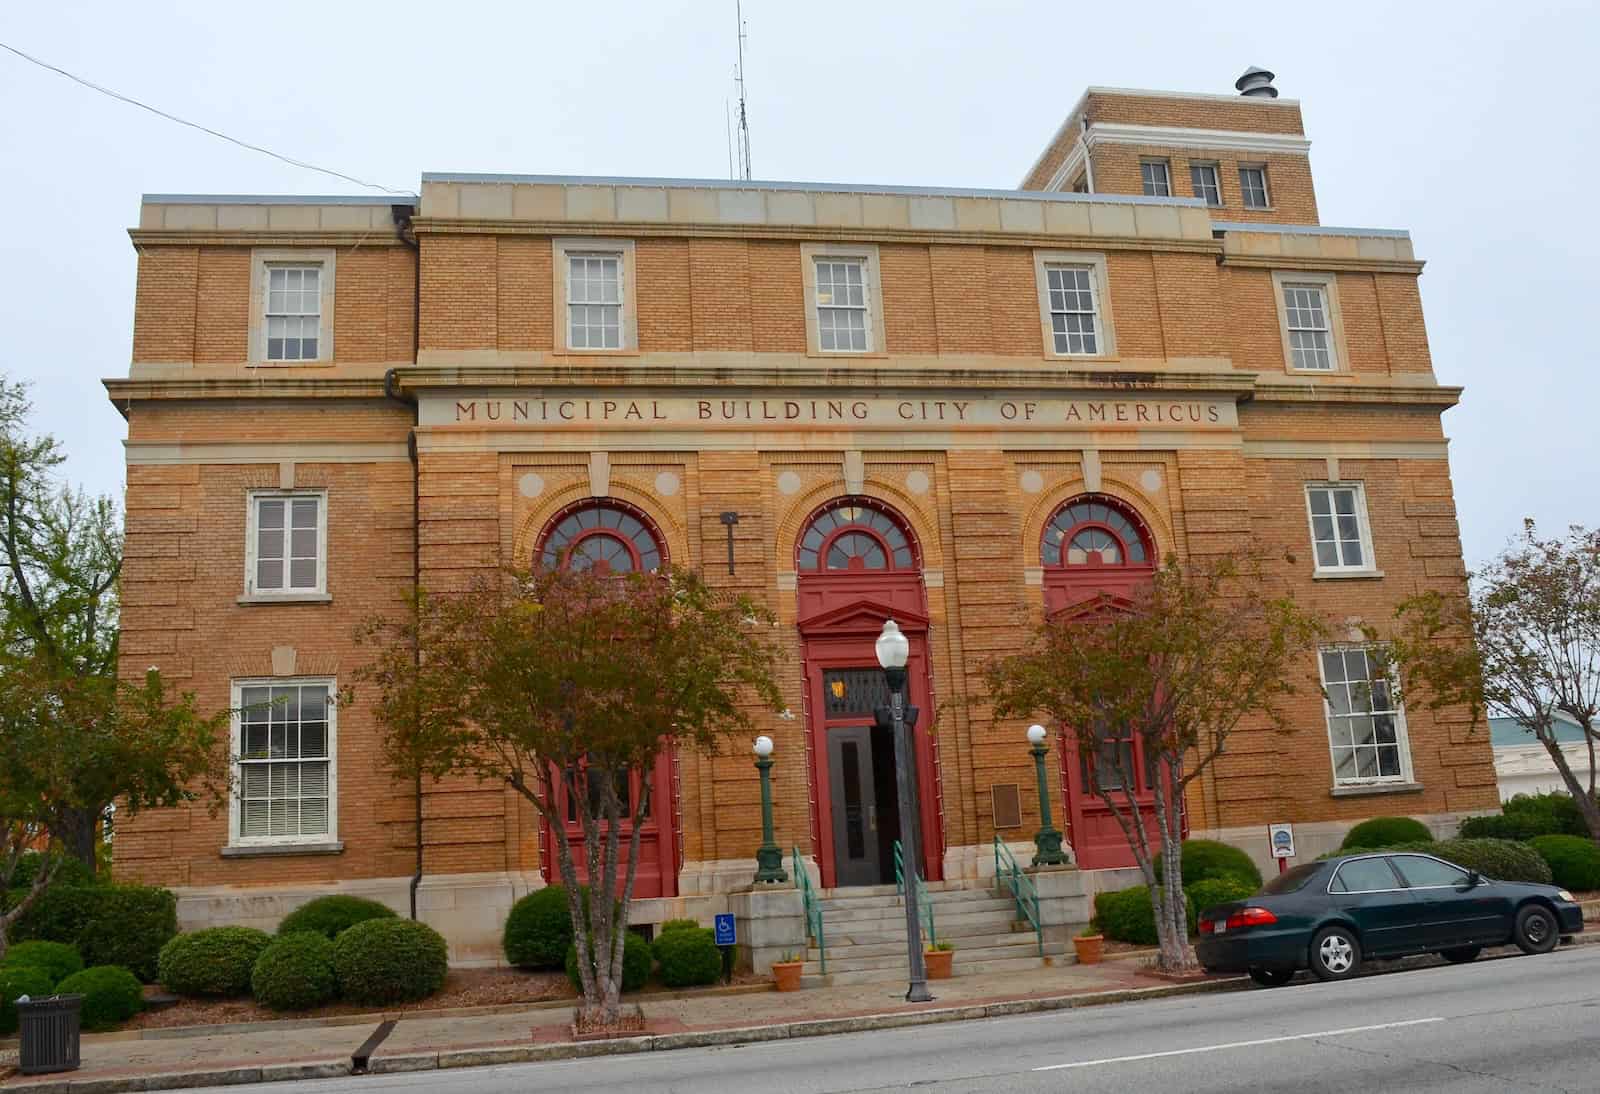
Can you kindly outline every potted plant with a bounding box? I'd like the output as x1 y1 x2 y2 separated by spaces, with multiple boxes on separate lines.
1073 925 1104 965
772 951 804 992
924 940 955 979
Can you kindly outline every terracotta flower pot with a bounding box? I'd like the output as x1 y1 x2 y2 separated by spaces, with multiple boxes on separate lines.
1073 934 1104 965
924 948 954 979
772 961 804 992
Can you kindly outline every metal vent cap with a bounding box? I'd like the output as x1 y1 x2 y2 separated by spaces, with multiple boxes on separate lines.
1235 66 1279 98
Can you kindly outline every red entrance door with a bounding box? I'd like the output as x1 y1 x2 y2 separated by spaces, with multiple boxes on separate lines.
540 754 678 898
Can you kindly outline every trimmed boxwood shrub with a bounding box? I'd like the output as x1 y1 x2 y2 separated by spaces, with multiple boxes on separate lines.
565 931 652 993
251 932 339 1011
5 884 177 982
1185 877 1259 924
55 966 144 1031
1093 886 1195 945
0 964 56 1036
1529 835 1600 892
333 918 448 1005
1459 792 1595 842
158 927 273 997
1341 816 1433 851
657 918 701 936
504 885 580 969
0 940 83 985
653 926 721 987
277 896 396 940
1153 840 1263 891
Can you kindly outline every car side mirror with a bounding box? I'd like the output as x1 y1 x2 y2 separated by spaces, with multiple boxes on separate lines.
1465 870 1483 888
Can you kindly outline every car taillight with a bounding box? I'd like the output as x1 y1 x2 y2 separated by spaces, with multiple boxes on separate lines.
1198 917 1215 934
1226 907 1278 930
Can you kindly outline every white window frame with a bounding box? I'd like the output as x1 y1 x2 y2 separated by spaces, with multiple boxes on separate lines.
228 677 338 850
1189 162 1222 206
1319 645 1414 788
1271 270 1348 375
1033 250 1116 360
249 249 336 365
243 490 329 601
1140 159 1172 197
800 242 884 356
1239 164 1271 209
1304 482 1378 576
552 238 638 353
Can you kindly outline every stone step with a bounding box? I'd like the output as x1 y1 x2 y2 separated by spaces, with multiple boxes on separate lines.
804 938 1066 973
821 909 1023 943
801 952 1065 987
818 887 1008 911
809 929 1053 960
816 881 979 899
819 897 1017 924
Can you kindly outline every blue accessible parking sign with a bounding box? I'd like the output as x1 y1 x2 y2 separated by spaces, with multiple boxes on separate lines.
714 913 737 946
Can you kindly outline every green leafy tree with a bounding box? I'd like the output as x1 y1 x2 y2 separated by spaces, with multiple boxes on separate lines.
356 564 781 1027
1380 522 1600 841
981 554 1323 972
0 377 227 897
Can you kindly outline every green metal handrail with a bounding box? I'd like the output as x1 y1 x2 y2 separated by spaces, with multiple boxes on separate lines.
793 846 825 973
994 836 1044 957
893 839 937 946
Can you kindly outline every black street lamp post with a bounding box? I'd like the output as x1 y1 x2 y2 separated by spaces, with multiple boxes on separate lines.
875 619 933 1004
753 735 788 884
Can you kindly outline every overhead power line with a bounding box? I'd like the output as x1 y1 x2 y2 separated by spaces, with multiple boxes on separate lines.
0 40 414 196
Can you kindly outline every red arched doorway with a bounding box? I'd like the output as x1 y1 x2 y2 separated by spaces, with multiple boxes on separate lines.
795 499 942 889
533 499 679 898
1041 494 1175 870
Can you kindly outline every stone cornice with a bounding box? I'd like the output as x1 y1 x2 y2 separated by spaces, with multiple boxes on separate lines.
128 230 407 249
1220 253 1426 276
103 377 390 417
1251 381 1460 408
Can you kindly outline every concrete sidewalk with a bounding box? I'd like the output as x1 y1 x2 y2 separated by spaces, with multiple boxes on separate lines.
2 956 1223 1092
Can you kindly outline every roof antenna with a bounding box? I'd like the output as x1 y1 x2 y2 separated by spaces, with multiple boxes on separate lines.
734 0 752 180
725 98 735 180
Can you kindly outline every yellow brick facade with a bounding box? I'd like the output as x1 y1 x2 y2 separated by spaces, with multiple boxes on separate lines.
108 83 1495 959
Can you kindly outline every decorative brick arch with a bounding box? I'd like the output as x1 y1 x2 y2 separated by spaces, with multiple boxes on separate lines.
512 482 688 573
1020 476 1174 571
775 478 944 577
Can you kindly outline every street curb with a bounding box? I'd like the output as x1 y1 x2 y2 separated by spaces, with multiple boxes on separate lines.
7 977 1245 1092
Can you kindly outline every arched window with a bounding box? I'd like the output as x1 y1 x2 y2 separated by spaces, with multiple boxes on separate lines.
538 501 664 574
796 500 917 572
1041 495 1154 568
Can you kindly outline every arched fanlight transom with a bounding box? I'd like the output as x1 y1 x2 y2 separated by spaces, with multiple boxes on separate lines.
797 501 917 572
1041 496 1154 568
539 502 664 574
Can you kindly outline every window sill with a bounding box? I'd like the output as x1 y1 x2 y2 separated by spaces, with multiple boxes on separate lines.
221 840 344 858
1330 781 1422 798
804 350 889 360
552 347 640 358
237 593 333 606
1313 569 1385 581
247 360 335 369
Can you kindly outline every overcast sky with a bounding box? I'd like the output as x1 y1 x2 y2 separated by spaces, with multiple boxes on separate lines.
1 0 1594 567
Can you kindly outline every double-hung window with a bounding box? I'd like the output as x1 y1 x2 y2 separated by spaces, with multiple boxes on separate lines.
1305 483 1375 574
1320 646 1411 786
1189 163 1222 206
1283 282 1336 370
1045 265 1101 356
265 266 321 361
233 680 336 845
1140 160 1172 197
246 492 326 597
566 253 623 350
1239 165 1270 209
814 258 871 352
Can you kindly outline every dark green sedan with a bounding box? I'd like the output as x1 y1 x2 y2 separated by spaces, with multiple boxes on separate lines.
1195 851 1584 987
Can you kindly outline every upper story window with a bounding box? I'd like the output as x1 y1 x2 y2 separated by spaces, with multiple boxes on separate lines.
538 501 664 574
245 491 327 599
1283 283 1335 370
1239 165 1271 209
232 679 336 846
1305 483 1376 575
552 238 638 353
1320 646 1411 786
1189 163 1222 206
801 243 884 356
1034 251 1114 359
249 249 335 365
1140 160 1172 197
567 254 622 349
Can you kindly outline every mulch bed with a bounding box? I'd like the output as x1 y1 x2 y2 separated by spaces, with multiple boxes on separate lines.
124 968 574 1030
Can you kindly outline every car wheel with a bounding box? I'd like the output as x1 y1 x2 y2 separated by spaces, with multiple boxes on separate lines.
1248 966 1295 987
1514 904 1559 955
1440 946 1481 964
1309 926 1361 981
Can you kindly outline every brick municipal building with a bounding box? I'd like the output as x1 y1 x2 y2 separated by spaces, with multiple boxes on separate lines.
109 68 1497 968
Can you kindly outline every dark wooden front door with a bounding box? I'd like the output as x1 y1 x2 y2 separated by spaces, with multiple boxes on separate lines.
827 725 884 887
540 753 677 898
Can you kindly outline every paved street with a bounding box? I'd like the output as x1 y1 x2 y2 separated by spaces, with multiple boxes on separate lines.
185 944 1600 1093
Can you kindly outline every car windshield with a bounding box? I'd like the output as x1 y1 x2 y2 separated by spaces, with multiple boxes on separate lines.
1262 862 1321 894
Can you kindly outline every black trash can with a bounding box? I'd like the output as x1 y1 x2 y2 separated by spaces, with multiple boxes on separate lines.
17 993 82 1075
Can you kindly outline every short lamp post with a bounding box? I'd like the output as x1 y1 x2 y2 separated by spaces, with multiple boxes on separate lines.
1027 724 1070 867
752 735 788 884
876 619 933 1004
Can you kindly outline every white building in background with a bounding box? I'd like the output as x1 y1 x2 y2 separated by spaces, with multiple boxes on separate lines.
1492 713 1593 801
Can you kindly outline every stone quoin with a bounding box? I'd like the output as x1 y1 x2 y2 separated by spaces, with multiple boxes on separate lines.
107 71 1494 965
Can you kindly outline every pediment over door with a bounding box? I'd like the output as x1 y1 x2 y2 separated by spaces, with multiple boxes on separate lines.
796 594 929 638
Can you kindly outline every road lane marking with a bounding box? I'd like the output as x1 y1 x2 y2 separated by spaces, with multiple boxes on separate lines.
1032 1017 1445 1071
